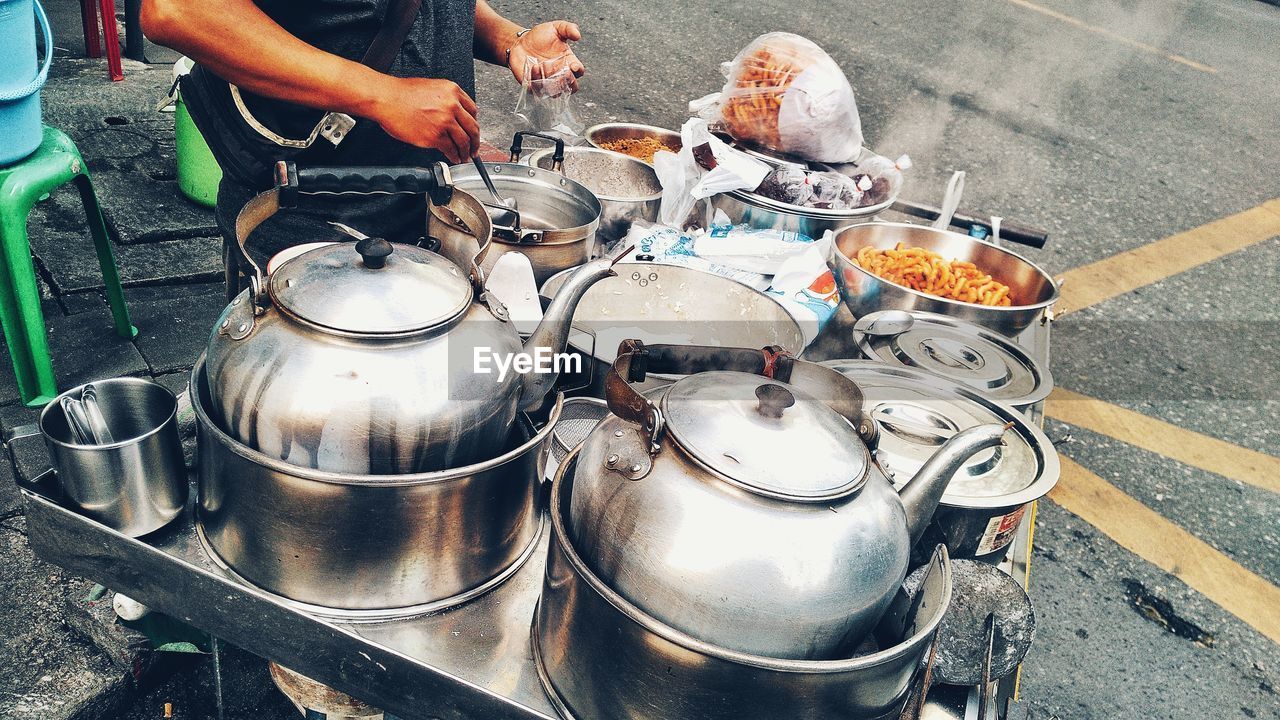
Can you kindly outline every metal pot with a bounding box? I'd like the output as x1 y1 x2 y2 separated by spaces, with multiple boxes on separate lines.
440 133 601 285
207 162 618 474
192 357 559 616
827 223 1059 336
822 360 1060 561
536 446 956 720
566 341 1008 660
583 122 682 162
527 145 661 247
851 310 1053 411
539 262 807 397
710 185 894 239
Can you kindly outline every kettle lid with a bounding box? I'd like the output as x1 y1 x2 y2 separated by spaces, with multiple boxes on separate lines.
269 240 472 335
661 371 868 502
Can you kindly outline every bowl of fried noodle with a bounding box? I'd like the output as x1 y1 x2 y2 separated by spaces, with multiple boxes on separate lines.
827 223 1058 336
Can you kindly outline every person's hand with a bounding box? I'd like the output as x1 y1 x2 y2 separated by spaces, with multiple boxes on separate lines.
507 21 585 92
370 77 479 163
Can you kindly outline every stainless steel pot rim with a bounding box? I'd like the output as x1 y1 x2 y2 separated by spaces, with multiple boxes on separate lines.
832 222 1061 313
190 356 563 487
820 360 1060 509
195 513 546 623
526 146 664 203
541 260 808 366
853 310 1055 407
584 122 681 143
547 447 952 672
39 377 178 451
726 187 897 219
452 162 602 220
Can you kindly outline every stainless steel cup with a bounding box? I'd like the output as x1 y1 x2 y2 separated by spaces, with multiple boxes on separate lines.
39 378 187 537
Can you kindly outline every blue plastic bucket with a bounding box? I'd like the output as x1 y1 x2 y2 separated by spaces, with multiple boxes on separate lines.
0 0 52 166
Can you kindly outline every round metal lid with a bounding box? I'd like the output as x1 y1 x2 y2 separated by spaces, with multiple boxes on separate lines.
853 311 1052 407
821 361 1059 508
269 240 472 335
661 371 868 501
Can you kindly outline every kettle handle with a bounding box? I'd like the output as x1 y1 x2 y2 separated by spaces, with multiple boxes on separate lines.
231 161 456 309
603 339 873 455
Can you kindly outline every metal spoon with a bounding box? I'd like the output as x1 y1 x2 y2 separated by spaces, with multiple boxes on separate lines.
472 157 520 227
60 396 94 445
80 384 115 445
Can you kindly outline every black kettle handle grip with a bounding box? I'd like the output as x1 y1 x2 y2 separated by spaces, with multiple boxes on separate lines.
278 161 454 206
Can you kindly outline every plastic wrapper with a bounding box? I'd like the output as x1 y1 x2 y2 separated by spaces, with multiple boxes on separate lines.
808 171 862 210
694 212 818 274
700 33 863 163
617 222 771 290
513 53 582 138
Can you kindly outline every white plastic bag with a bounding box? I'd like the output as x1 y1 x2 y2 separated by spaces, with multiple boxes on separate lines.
694 212 817 274
653 119 770 229
699 33 863 163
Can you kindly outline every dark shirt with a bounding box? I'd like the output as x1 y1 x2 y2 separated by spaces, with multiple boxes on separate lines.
208 0 477 264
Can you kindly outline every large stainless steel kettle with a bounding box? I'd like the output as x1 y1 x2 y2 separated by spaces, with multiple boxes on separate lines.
205 162 619 474
568 340 1009 660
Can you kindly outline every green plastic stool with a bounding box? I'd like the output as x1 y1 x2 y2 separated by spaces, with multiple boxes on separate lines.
0 125 137 407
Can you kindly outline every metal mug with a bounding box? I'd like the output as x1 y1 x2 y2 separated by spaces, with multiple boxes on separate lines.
38 378 187 537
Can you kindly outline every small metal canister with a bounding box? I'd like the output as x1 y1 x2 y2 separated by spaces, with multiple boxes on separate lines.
39 378 187 537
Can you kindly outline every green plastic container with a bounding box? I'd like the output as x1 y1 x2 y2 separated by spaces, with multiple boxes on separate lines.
172 58 221 207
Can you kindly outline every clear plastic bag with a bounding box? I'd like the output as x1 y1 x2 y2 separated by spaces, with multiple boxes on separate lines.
513 53 582 138
755 166 813 206
705 33 863 163
847 152 911 208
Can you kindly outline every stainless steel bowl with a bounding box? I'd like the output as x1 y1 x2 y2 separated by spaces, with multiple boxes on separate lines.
528 146 661 247
191 357 558 619
827 223 1059 336
583 122 682 162
711 188 894 239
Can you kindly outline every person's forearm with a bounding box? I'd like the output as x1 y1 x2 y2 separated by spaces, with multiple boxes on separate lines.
473 0 524 68
141 0 390 119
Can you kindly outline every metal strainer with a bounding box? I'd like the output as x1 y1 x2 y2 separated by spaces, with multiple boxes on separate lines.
551 398 611 463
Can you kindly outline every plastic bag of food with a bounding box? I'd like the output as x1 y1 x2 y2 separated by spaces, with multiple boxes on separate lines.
848 152 911 207
754 166 814 206
513 53 582 138
808 171 863 210
702 33 863 163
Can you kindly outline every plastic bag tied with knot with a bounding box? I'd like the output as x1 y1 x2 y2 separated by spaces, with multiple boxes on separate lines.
700 32 863 163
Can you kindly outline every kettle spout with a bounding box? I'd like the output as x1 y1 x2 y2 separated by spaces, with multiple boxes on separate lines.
517 252 626 409
898 423 1011 546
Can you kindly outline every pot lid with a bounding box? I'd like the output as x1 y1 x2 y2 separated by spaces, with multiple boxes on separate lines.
853 311 1052 407
269 240 472 335
821 361 1059 508
660 371 867 501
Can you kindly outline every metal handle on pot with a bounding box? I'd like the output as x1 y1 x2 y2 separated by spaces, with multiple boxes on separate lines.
890 199 1049 249
509 131 566 171
603 339 874 457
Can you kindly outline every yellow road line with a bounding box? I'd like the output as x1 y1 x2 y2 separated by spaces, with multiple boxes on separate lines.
1055 199 1280 315
1050 456 1280 643
1048 389 1280 494
1005 0 1218 73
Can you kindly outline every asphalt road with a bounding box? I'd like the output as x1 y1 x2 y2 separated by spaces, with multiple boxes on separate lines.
8 0 1278 718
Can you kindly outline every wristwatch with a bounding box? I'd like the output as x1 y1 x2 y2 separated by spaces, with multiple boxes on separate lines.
505 28 532 68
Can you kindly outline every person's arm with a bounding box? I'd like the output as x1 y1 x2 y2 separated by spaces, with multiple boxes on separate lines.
141 0 478 162
474 0 585 87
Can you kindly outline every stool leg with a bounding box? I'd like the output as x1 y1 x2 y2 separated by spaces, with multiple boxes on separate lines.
0 198 59 406
81 0 102 58
73 174 137 340
99 0 124 81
